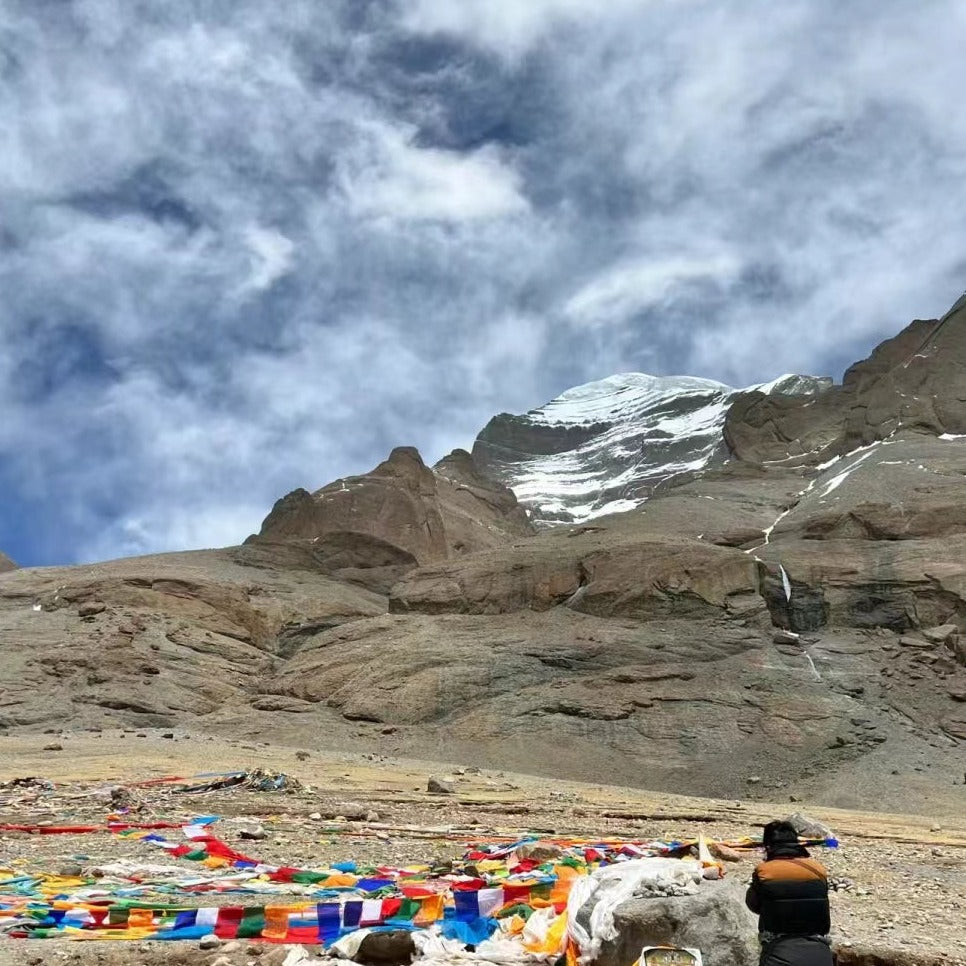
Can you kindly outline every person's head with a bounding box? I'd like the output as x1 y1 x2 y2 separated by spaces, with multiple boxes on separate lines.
762 820 809 859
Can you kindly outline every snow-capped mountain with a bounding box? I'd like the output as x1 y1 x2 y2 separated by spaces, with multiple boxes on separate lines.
471 372 832 523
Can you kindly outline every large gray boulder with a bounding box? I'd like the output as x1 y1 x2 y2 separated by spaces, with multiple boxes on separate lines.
594 878 759 966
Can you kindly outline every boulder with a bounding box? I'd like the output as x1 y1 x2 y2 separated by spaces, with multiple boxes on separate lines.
784 812 834 840
356 930 415 966
922 623 959 644
594 878 759 966
427 776 454 795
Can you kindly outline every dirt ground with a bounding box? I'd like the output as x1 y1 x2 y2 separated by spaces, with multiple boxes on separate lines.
1 729 965 965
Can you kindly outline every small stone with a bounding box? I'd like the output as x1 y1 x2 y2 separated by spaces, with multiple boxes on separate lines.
314 801 367 821
57 864 83 877
309 812 322 820
708 843 743 863
210 957 234 966
899 636 934 648
238 826 267 840
295 750 311 761
162 732 175 739
43 743 64 751
427 776 454 795
516 841 564 862
746 776 761 785
78 601 106 617
199 934 222 949
366 810 380 822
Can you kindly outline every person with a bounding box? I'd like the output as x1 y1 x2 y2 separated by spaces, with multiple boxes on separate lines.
745 820 834 966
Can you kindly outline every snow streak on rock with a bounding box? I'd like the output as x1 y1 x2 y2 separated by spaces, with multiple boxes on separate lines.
473 373 831 524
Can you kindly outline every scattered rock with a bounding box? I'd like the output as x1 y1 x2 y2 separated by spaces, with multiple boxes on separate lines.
427 776 454 795
78 601 106 617
42 743 63 752
295 750 311 761
199 934 222 949
238 826 267 840
773 629 801 645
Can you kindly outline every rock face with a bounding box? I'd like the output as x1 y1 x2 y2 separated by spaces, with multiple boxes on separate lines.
0 552 17 573
472 372 831 524
724 293 966 465
243 446 532 589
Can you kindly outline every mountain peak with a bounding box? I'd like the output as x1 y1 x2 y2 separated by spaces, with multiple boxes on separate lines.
472 370 830 523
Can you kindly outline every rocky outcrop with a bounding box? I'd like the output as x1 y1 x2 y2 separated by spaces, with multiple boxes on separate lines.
389 536 759 618
0 551 17 573
724 295 966 464
243 446 532 586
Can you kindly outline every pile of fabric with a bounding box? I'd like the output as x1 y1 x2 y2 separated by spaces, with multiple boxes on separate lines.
0 819 836 959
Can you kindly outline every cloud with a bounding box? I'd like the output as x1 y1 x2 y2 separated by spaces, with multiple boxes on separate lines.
399 0 645 57
564 254 741 330
1 0 965 566
241 226 296 293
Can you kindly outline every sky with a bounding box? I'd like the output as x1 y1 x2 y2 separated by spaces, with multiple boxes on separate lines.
2 0 966 567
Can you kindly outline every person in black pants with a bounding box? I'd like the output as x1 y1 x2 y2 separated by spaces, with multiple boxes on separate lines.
745 821 834 966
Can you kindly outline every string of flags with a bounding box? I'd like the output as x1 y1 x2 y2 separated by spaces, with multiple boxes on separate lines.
0 817 837 950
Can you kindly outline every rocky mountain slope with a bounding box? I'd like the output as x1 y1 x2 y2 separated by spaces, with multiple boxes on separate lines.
0 552 16 573
472 372 831 523
1 299 965 812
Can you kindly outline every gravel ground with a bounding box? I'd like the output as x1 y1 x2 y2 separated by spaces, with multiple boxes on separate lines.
0 731 964 965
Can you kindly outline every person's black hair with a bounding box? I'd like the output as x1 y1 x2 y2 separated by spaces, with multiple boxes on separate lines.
762 820 809 858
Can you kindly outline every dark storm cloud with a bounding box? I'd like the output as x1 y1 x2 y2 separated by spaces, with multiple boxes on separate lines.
1 0 965 564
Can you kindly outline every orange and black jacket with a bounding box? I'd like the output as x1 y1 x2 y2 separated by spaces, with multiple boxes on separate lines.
745 854 831 936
